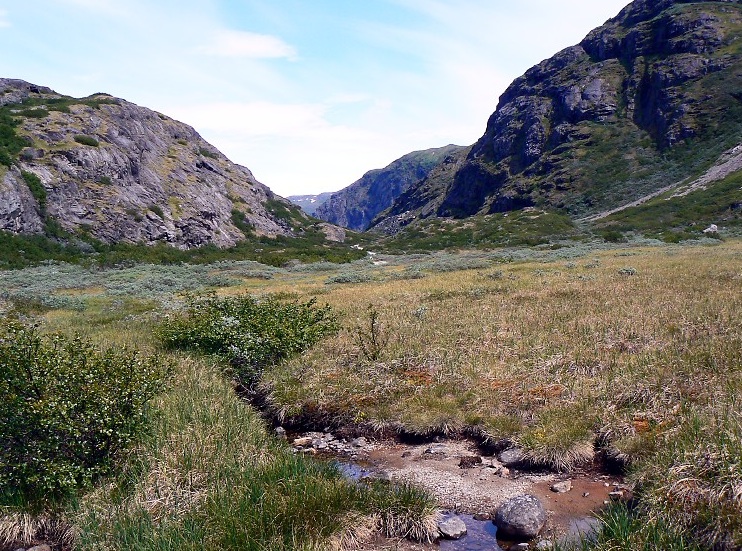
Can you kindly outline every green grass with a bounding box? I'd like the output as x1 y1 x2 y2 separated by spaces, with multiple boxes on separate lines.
379 209 578 252
598 170 742 241
0 228 366 271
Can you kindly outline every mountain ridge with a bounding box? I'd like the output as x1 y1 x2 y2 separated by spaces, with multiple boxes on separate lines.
314 144 466 231
0 78 322 249
368 0 742 236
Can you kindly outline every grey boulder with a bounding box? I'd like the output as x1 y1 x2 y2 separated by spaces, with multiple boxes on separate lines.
494 494 546 540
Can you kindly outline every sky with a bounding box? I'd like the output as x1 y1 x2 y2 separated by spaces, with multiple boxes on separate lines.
0 0 630 197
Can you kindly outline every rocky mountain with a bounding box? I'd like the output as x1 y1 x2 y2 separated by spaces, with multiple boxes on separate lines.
370 0 742 233
315 145 466 231
287 192 334 216
0 79 317 249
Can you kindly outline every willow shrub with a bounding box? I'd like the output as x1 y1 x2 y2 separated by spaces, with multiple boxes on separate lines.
0 320 169 506
159 293 339 387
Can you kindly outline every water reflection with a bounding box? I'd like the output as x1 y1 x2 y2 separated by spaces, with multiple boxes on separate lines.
439 514 505 551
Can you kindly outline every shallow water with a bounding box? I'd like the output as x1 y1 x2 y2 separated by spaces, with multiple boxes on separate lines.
438 514 506 551
334 460 374 481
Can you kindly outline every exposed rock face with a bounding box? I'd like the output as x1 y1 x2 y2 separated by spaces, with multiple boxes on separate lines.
371 0 742 230
0 78 303 248
316 145 466 231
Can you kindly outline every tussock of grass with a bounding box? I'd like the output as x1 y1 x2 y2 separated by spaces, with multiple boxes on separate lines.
0 511 74 549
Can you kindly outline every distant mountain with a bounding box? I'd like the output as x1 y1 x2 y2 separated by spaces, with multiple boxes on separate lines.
287 192 334 215
0 79 328 249
370 0 742 236
314 145 466 231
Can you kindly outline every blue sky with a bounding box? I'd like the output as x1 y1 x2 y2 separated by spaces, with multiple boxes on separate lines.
0 0 629 196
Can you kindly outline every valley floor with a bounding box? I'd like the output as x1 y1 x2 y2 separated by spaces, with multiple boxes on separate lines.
1 237 740 550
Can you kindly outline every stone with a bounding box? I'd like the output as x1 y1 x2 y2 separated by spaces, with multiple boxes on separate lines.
28 546 52 551
494 494 547 540
274 426 286 439
293 436 312 447
499 466 511 478
498 447 525 467
561 517 602 548
473 512 491 521
351 437 367 448
438 516 468 539
459 455 483 468
536 541 552 550
551 479 573 493
510 544 530 551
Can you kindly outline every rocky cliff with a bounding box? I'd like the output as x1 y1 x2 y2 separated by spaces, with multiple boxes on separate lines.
0 79 307 249
315 145 466 231
370 0 742 231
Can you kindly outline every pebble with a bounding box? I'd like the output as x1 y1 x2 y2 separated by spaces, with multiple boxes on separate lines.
550 479 572 493
293 436 313 447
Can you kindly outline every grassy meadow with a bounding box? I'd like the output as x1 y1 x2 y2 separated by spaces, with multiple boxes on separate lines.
0 237 740 550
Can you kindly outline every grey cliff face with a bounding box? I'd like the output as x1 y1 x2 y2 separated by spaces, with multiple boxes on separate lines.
315 145 466 231
0 79 300 248
372 0 742 225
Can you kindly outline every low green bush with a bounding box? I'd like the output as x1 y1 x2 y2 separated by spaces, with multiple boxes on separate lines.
0 321 169 506
159 293 339 386
73 135 99 147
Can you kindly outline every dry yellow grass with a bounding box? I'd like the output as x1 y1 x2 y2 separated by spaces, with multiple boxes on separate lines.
264 242 742 470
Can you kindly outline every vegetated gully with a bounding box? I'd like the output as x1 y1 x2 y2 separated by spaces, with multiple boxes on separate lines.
246 389 627 550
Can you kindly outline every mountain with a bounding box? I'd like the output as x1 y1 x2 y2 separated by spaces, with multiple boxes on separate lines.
287 192 334 216
314 145 466 231
370 0 742 235
0 79 320 249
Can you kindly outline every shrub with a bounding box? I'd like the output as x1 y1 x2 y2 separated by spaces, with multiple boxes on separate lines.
148 204 164 219
198 147 217 159
326 271 373 285
159 293 339 386
98 176 113 186
21 171 46 214
73 135 99 147
353 305 390 362
0 320 169 505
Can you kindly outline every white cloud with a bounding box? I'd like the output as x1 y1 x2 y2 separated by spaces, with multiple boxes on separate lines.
199 29 297 59
0 10 10 28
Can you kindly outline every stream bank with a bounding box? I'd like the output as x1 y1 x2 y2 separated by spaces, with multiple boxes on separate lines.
287 430 630 550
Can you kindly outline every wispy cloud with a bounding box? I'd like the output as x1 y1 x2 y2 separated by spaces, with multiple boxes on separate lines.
199 29 297 59
0 10 10 28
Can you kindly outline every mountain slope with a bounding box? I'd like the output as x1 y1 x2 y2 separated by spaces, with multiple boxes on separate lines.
0 79 311 249
315 144 466 231
371 0 742 233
